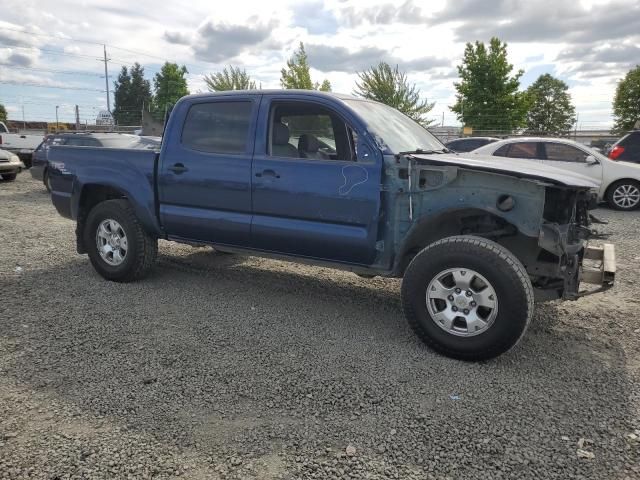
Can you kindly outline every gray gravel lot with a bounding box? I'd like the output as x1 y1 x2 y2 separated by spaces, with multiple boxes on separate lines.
1 174 639 479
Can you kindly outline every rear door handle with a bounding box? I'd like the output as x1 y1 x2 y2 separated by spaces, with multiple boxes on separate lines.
168 163 188 174
255 169 280 178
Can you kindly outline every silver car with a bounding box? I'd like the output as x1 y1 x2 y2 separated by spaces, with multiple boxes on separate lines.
0 148 25 181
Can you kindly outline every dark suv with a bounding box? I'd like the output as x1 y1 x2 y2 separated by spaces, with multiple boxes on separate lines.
31 133 160 191
445 137 500 152
608 131 640 163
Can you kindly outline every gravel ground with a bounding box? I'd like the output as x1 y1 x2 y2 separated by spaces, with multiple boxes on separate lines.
1 173 639 479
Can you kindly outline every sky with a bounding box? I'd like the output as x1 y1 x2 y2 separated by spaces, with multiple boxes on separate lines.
0 0 638 128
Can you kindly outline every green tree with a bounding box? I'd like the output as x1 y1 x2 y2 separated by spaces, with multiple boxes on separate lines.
0 103 7 123
280 42 331 91
525 74 576 134
113 66 132 125
451 37 528 133
113 63 152 125
354 62 435 126
205 66 257 91
613 65 640 134
153 62 189 115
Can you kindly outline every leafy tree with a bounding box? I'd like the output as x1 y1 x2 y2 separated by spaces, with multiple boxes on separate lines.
113 63 152 125
0 103 7 123
319 79 332 92
613 65 640 134
451 37 528 133
205 66 256 91
525 74 576 134
354 62 435 126
153 62 189 115
280 42 331 91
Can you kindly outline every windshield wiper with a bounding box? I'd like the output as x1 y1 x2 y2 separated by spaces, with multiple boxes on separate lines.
399 148 449 155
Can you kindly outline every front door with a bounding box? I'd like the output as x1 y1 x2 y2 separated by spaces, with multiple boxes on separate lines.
539 141 603 183
158 96 258 246
250 96 381 265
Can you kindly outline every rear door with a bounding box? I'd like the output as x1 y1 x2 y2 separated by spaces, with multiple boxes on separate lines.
250 95 381 265
158 96 259 246
493 141 543 163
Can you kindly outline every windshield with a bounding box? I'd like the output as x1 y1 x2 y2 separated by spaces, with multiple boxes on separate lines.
344 99 444 154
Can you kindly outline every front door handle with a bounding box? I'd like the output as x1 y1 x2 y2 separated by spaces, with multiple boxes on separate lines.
169 163 188 174
255 169 280 178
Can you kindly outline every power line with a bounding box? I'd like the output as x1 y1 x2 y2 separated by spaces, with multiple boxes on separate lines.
0 63 104 77
0 26 210 71
0 80 105 92
0 42 132 65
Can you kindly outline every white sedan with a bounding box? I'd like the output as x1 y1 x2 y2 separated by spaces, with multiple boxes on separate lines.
472 137 640 211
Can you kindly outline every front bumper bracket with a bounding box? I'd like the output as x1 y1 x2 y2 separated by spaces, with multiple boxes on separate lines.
575 243 616 297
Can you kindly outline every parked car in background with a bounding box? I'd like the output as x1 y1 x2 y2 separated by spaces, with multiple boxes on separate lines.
608 130 640 163
31 132 161 191
445 137 499 152
0 121 43 168
0 148 26 181
472 137 640 210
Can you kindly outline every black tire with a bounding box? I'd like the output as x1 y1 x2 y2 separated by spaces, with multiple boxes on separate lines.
401 235 534 361
84 199 157 282
605 180 640 211
43 169 52 192
2 173 17 181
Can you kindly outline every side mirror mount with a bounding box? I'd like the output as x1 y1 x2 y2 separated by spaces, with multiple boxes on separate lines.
585 155 599 165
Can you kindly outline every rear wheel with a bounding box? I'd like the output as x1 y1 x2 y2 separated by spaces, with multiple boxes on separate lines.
401 236 534 361
84 199 157 282
1 173 17 181
606 180 640 210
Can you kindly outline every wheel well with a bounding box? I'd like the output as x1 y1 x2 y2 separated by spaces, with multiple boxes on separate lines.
605 178 640 197
76 185 127 254
396 209 518 275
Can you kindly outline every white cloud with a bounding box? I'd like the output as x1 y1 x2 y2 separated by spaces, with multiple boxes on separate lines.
0 0 634 126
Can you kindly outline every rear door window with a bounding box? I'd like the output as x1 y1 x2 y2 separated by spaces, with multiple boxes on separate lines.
494 142 540 159
64 136 101 147
182 101 253 154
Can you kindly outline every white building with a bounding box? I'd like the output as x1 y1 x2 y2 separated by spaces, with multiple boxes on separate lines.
96 110 114 126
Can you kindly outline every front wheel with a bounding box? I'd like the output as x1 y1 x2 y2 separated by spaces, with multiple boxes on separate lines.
606 180 640 211
84 199 157 282
401 236 534 361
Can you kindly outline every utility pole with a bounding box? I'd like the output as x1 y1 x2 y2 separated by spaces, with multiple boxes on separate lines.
55 105 59 131
103 44 111 113
441 111 444 127
75 105 80 130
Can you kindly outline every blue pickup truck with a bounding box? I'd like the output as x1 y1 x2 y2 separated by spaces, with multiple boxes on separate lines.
47 90 615 360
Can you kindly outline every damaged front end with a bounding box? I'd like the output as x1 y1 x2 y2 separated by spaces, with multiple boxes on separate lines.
535 187 616 300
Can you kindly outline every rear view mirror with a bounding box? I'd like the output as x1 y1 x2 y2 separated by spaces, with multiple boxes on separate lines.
585 155 599 165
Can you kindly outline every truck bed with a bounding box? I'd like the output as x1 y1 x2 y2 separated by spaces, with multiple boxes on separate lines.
48 145 159 232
